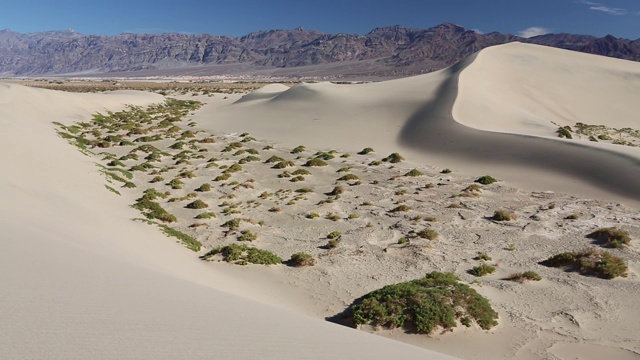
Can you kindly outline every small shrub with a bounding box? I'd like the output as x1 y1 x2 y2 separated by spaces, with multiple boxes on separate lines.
349 272 498 334
492 210 515 221
348 213 359 219
557 126 573 139
268 207 281 213
504 271 541 283
565 214 579 220
168 178 183 189
506 244 516 251
416 228 439 240
541 248 627 279
328 186 344 196
369 161 382 166
588 227 631 248
291 145 306 153
296 188 313 193
288 252 316 267
196 183 212 192
224 164 243 173
292 169 311 176
290 175 305 182
221 219 241 230
237 230 258 242
325 213 341 221
382 152 404 163
337 174 360 181
390 205 411 212
186 200 208 209
272 160 295 169
475 176 497 185
265 155 285 163
441 168 452 174
469 263 496 277
202 244 281 265
325 239 340 249
195 212 216 219
358 147 375 155
474 253 492 261
150 176 165 183
327 231 342 239
405 169 424 177
306 212 320 219
397 237 408 245
214 174 231 182
305 158 328 167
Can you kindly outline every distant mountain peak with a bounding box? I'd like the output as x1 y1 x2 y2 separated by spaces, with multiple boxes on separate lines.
0 23 638 78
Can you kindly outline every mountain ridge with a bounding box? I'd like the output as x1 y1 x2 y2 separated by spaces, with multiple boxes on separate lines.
1 23 639 78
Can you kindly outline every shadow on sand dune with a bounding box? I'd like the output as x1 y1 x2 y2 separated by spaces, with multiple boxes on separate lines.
399 55 640 204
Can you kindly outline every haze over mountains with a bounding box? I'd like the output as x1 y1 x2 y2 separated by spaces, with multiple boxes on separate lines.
1 23 639 78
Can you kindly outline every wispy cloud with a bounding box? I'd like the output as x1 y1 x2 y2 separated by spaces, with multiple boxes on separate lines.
471 28 484 35
518 27 551 38
577 0 627 15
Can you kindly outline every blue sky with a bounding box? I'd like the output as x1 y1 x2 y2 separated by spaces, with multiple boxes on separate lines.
1 0 638 39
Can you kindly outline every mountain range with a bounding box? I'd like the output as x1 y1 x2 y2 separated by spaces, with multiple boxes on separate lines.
1 23 639 79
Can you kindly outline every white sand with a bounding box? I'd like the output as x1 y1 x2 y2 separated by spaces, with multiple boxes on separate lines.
3 42 640 360
0 83 456 359
198 43 640 208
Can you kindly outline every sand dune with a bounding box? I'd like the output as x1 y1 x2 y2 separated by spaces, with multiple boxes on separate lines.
201 42 640 207
0 83 456 359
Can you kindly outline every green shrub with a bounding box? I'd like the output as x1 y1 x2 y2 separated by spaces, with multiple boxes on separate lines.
305 158 328 167
588 227 632 248
397 237 408 245
292 169 311 176
306 212 320 219
186 200 208 209
337 174 360 181
474 253 492 261
390 205 411 212
405 169 424 177
157 224 202 252
150 176 165 183
382 152 404 163
221 219 242 230
224 164 243 173
358 147 374 155
328 186 344 196
541 248 627 279
475 175 497 185
557 126 573 139
416 228 439 240
201 244 282 265
296 188 313 193
168 178 183 189
469 263 496 277
492 210 514 221
272 160 295 169
565 214 579 220
195 212 216 219
291 145 306 153
441 168 452 174
327 231 342 239
237 230 258 242
504 271 541 283
196 183 212 192
288 252 316 267
290 175 305 182
369 161 382 166
265 155 285 163
325 239 340 249
349 272 498 334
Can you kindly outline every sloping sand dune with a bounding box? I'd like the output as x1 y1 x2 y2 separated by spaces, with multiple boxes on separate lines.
0 83 456 359
201 43 640 207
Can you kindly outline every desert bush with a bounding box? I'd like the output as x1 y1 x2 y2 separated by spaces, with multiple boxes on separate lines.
541 248 627 279
424 216 437 222
588 227 632 248
221 219 241 230
150 176 165 183
397 237 408 245
296 188 313 193
474 253 492 261
475 175 497 185
349 271 498 334
186 200 208 209
565 214 579 220
268 207 281 213
327 231 342 239
348 213 359 219
306 212 320 219
469 263 496 277
195 212 216 219
338 174 360 181
272 160 295 169
441 168 452 174
239 156 260 164
404 169 424 177
122 181 136 188
168 178 183 189
382 152 404 163
265 155 285 163
325 213 341 221
325 239 340 249
214 174 231 182
157 224 201 252
292 169 311 176
290 175 305 182
196 183 212 192
492 210 515 221
358 147 374 155
237 230 258 242
288 252 316 267
416 228 439 240
107 159 126 167
369 161 382 166
328 186 344 196
557 126 573 139
201 244 282 265
305 158 328 167
504 271 541 283
291 145 306 153
390 205 411 212
224 164 243 173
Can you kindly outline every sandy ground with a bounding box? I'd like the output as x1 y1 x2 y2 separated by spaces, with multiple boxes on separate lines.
2 42 639 360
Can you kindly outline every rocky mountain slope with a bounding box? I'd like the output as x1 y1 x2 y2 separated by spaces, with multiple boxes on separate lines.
1 23 638 78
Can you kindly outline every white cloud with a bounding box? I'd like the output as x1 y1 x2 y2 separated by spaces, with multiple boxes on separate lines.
518 27 551 38
577 0 627 15
472 28 484 34
589 5 627 15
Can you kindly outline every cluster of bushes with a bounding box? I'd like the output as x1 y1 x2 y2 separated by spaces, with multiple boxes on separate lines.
541 248 627 279
201 244 282 265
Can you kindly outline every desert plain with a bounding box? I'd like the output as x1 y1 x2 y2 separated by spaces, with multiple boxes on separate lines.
1 43 639 360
